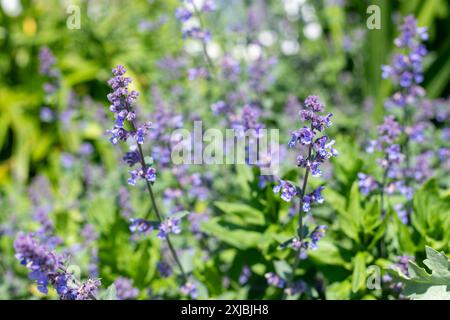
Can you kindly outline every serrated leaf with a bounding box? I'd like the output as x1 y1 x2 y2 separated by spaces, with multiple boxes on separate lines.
391 246 450 300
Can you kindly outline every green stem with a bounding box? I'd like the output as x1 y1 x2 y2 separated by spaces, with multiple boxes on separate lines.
191 2 215 76
131 122 187 282
283 143 313 299
402 105 413 221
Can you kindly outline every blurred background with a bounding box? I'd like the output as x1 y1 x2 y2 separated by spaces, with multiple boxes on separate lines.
0 0 449 299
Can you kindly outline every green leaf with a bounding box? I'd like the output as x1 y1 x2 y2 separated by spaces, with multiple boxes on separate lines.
214 201 265 226
200 218 263 250
171 210 190 220
391 246 450 300
352 252 367 293
100 284 117 300
274 260 292 279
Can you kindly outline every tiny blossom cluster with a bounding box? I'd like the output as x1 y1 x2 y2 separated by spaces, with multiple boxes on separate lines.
248 56 278 94
180 281 198 299
148 85 184 169
106 65 156 186
221 54 240 82
38 47 60 95
362 116 413 200
290 225 327 254
157 218 182 239
157 261 173 278
264 272 306 296
14 233 100 299
273 180 298 202
176 0 215 42
114 277 139 300
382 15 428 109
238 266 251 285
129 217 182 240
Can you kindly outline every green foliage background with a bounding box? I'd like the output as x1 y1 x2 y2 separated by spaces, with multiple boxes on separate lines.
0 0 449 300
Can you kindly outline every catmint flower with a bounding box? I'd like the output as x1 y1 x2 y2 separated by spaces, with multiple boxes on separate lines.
188 67 209 80
248 56 277 93
106 65 151 150
175 7 192 22
76 279 101 300
239 266 251 285
383 16 428 109
273 180 298 202
123 148 140 167
81 224 98 244
40 107 54 122
127 166 157 186
129 218 153 235
309 225 327 250
221 55 240 82
304 95 325 113
157 218 182 239
358 173 378 196
183 27 212 42
38 47 59 78
211 100 230 115
14 233 99 299
188 212 210 239
157 262 173 278
202 0 216 12
284 280 307 296
265 272 285 288
114 277 139 300
180 281 198 299
275 95 336 257
14 233 60 293
304 186 327 212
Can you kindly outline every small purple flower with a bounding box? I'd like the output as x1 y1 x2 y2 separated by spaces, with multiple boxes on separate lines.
358 173 378 196
157 218 182 239
145 167 156 182
175 7 192 22
304 95 325 113
265 272 285 288
309 225 327 250
123 149 140 167
273 180 298 202
114 277 139 300
183 27 212 42
157 261 173 278
156 261 173 278
310 161 322 177
239 266 251 285
180 281 198 299
188 67 209 80
211 100 229 115
129 218 153 234
40 107 54 122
